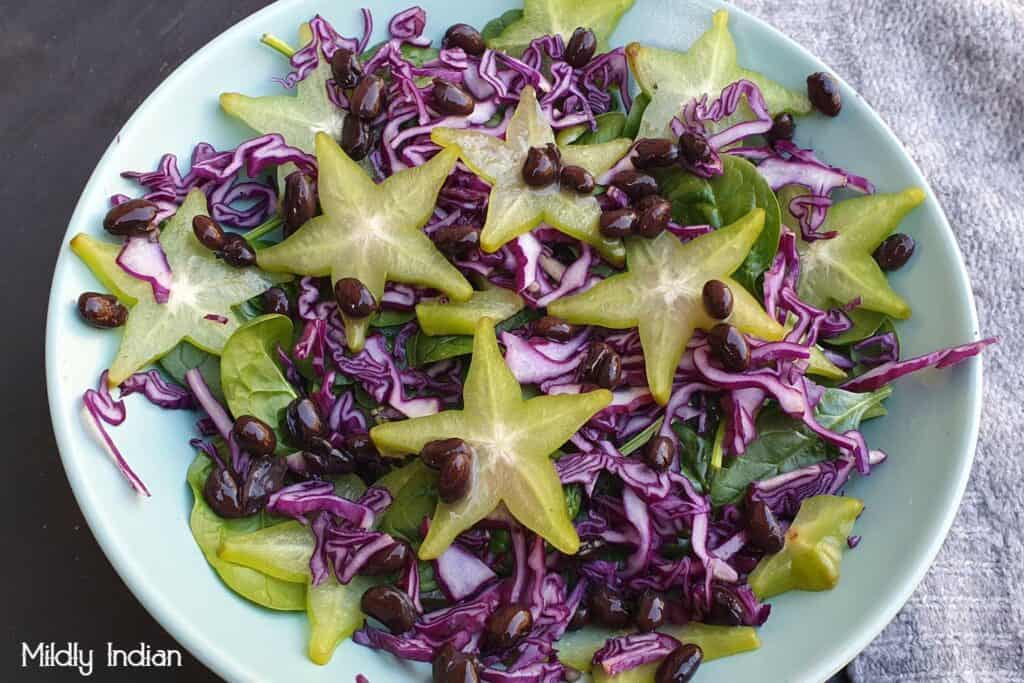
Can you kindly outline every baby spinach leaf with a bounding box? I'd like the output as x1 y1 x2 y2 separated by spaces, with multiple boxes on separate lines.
575 113 627 145
379 461 438 543
622 92 651 140
825 307 888 346
672 421 712 492
407 306 542 367
564 484 584 520
160 342 224 402
482 9 525 43
814 385 892 433
371 310 417 327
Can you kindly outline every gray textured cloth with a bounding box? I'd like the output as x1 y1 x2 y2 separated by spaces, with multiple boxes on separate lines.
729 0 1024 680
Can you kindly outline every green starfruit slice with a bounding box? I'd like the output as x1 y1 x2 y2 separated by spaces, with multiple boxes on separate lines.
431 86 630 264
371 319 612 559
626 10 811 138
307 574 376 665
218 519 314 583
486 0 635 55
749 494 864 599
415 288 525 336
71 190 286 386
256 134 473 351
220 24 344 154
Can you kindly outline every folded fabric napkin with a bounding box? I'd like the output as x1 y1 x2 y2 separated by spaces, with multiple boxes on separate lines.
730 1 1024 679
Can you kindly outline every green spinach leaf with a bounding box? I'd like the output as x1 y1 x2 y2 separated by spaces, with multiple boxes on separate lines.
481 9 525 42
159 342 224 402
672 421 712 492
814 384 892 432
379 461 438 543
622 92 651 140
407 306 542 367
575 113 626 145
371 310 417 328
823 307 888 346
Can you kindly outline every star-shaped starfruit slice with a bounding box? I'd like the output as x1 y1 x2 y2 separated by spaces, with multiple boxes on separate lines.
220 24 344 154
626 10 811 139
432 86 631 264
486 0 636 55
256 133 473 351
371 319 612 559
71 190 287 386
550 209 830 405
795 188 924 319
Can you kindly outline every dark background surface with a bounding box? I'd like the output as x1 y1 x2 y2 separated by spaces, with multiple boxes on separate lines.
0 1 850 681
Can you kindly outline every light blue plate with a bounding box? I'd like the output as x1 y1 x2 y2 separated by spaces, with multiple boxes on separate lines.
45 1 984 681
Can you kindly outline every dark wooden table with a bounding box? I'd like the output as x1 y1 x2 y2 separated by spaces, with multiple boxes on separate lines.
1 1 851 680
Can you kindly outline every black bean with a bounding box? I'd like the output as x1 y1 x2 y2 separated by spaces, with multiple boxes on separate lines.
242 455 288 513
746 500 785 553
204 467 246 518
534 315 576 342
438 448 472 503
361 541 412 576
589 585 632 627
330 47 363 89
636 196 672 238
582 341 622 389
655 643 703 683
77 292 128 328
282 171 318 238
420 437 471 470
432 78 475 116
351 74 386 120
232 415 277 457
103 199 159 237
564 27 597 68
701 279 734 320
807 72 841 116
484 604 533 650
361 585 418 634
262 287 291 317
559 165 595 194
873 233 916 271
765 112 795 143
522 145 559 187
344 431 390 483
610 170 659 200
432 642 480 683
220 233 257 267
433 224 480 257
633 138 680 169
575 537 608 560
192 215 225 250
443 24 485 56
705 585 745 626
306 436 356 475
677 132 712 165
599 208 638 238
567 604 589 631
707 323 750 372
635 590 667 632
334 277 377 318
340 115 372 160
284 397 328 449
643 436 675 472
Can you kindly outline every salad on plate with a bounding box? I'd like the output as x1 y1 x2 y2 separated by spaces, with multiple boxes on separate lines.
68 1 994 681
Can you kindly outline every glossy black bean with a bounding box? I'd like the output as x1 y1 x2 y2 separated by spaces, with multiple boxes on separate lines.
567 604 589 631
432 642 480 683
438 448 472 503
522 145 559 187
582 341 622 389
192 215 226 250
220 233 257 267
443 23 485 56
677 132 712 165
807 72 841 116
589 585 632 627
340 115 372 160
765 112 796 143
635 590 667 632
283 171 318 238
484 604 533 650
707 323 750 372
330 47 363 89
306 436 356 475
103 199 159 237
432 78 476 116
633 138 680 169
655 643 703 683
77 292 128 328
433 224 480 257
746 499 785 553
361 585 418 634
351 74 386 120
284 397 328 449
599 208 638 238
564 27 597 68
636 196 672 238
262 287 291 317
232 415 277 457
204 467 246 518
643 436 676 473
344 431 391 483
420 437 471 470
705 585 745 626
873 233 916 271
361 541 412 575
701 279 734 320
559 165 595 194
334 277 377 318
610 170 659 200
242 456 288 513
534 315 576 342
